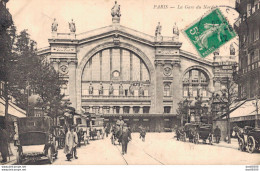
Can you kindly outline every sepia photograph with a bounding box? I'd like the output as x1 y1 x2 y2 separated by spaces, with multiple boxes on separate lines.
0 0 260 167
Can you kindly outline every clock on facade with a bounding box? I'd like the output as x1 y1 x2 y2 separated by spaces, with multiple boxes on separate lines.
163 67 172 76
59 65 68 75
112 70 120 78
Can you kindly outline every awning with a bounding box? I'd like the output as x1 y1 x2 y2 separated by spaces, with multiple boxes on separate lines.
214 100 247 120
230 99 259 122
0 98 26 118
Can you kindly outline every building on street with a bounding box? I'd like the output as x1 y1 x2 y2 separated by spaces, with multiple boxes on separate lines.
233 0 260 127
38 3 237 132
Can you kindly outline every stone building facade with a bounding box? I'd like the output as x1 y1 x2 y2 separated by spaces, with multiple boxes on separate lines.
234 0 260 99
37 5 228 131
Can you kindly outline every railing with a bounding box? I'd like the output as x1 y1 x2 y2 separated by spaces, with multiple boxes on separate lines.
56 33 75 39
82 95 151 100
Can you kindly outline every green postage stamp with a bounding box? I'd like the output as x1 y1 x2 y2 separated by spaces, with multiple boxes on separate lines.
184 8 237 58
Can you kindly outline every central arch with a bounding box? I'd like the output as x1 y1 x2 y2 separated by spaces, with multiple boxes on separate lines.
76 42 155 111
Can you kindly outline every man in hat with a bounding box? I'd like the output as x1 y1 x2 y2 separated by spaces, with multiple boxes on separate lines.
214 126 221 144
121 123 132 155
0 127 9 163
72 127 78 159
64 127 74 161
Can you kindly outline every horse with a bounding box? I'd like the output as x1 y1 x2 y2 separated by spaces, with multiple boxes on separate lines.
111 125 122 145
176 126 186 142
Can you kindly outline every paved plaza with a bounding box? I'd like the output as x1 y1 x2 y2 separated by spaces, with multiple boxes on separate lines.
14 133 259 165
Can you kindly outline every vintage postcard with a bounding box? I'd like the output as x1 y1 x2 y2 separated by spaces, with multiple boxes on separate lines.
0 0 259 168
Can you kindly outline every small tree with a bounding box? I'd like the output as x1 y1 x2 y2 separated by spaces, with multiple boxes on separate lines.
177 99 189 126
213 76 238 144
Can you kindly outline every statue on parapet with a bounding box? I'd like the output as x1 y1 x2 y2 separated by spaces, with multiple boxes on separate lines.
155 22 162 37
89 82 93 95
51 18 58 32
173 22 179 36
230 43 235 55
119 83 124 96
69 19 76 32
99 82 103 95
109 82 114 96
172 22 179 41
213 48 220 56
111 1 121 17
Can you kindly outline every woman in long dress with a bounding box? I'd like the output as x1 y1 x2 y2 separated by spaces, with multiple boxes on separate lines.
64 127 74 161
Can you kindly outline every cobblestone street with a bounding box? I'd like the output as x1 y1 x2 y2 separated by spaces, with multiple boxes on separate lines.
17 133 260 165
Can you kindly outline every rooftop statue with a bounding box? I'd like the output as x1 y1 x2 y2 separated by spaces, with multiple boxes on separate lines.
230 43 235 55
155 22 162 37
69 19 76 32
173 22 179 36
51 18 58 32
111 1 121 17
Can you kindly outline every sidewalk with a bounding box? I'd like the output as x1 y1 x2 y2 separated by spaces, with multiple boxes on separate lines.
212 138 239 150
0 143 17 165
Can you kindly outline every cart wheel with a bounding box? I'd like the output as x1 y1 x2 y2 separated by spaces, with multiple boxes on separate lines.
183 133 186 142
47 147 54 164
247 136 256 153
194 133 199 144
16 148 22 165
238 138 245 151
54 150 58 159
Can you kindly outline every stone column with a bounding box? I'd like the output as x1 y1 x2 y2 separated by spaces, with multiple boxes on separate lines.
110 106 114 114
52 60 59 72
172 61 181 114
89 106 93 113
129 106 133 114
119 106 123 114
68 60 77 109
139 106 143 114
99 106 103 114
155 60 164 114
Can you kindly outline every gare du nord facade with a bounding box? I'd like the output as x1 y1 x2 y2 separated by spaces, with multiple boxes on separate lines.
37 14 217 132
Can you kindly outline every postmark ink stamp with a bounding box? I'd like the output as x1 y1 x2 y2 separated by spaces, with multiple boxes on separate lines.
183 8 237 58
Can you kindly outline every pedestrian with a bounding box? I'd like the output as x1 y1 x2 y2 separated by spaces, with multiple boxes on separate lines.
214 126 221 144
77 128 83 147
0 128 9 163
105 124 110 137
121 123 131 155
72 127 79 159
139 126 146 142
64 127 74 161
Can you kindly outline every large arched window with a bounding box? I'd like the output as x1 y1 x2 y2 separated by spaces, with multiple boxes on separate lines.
183 69 210 97
81 48 151 97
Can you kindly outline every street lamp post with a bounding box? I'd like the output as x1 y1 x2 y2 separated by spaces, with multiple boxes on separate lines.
253 95 259 128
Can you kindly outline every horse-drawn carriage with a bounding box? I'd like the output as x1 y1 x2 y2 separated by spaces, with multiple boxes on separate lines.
52 126 65 149
192 124 213 145
89 115 104 140
111 125 122 145
15 116 58 164
176 123 213 144
77 124 90 145
233 126 260 153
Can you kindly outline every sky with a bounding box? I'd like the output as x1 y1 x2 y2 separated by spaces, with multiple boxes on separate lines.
7 0 239 59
